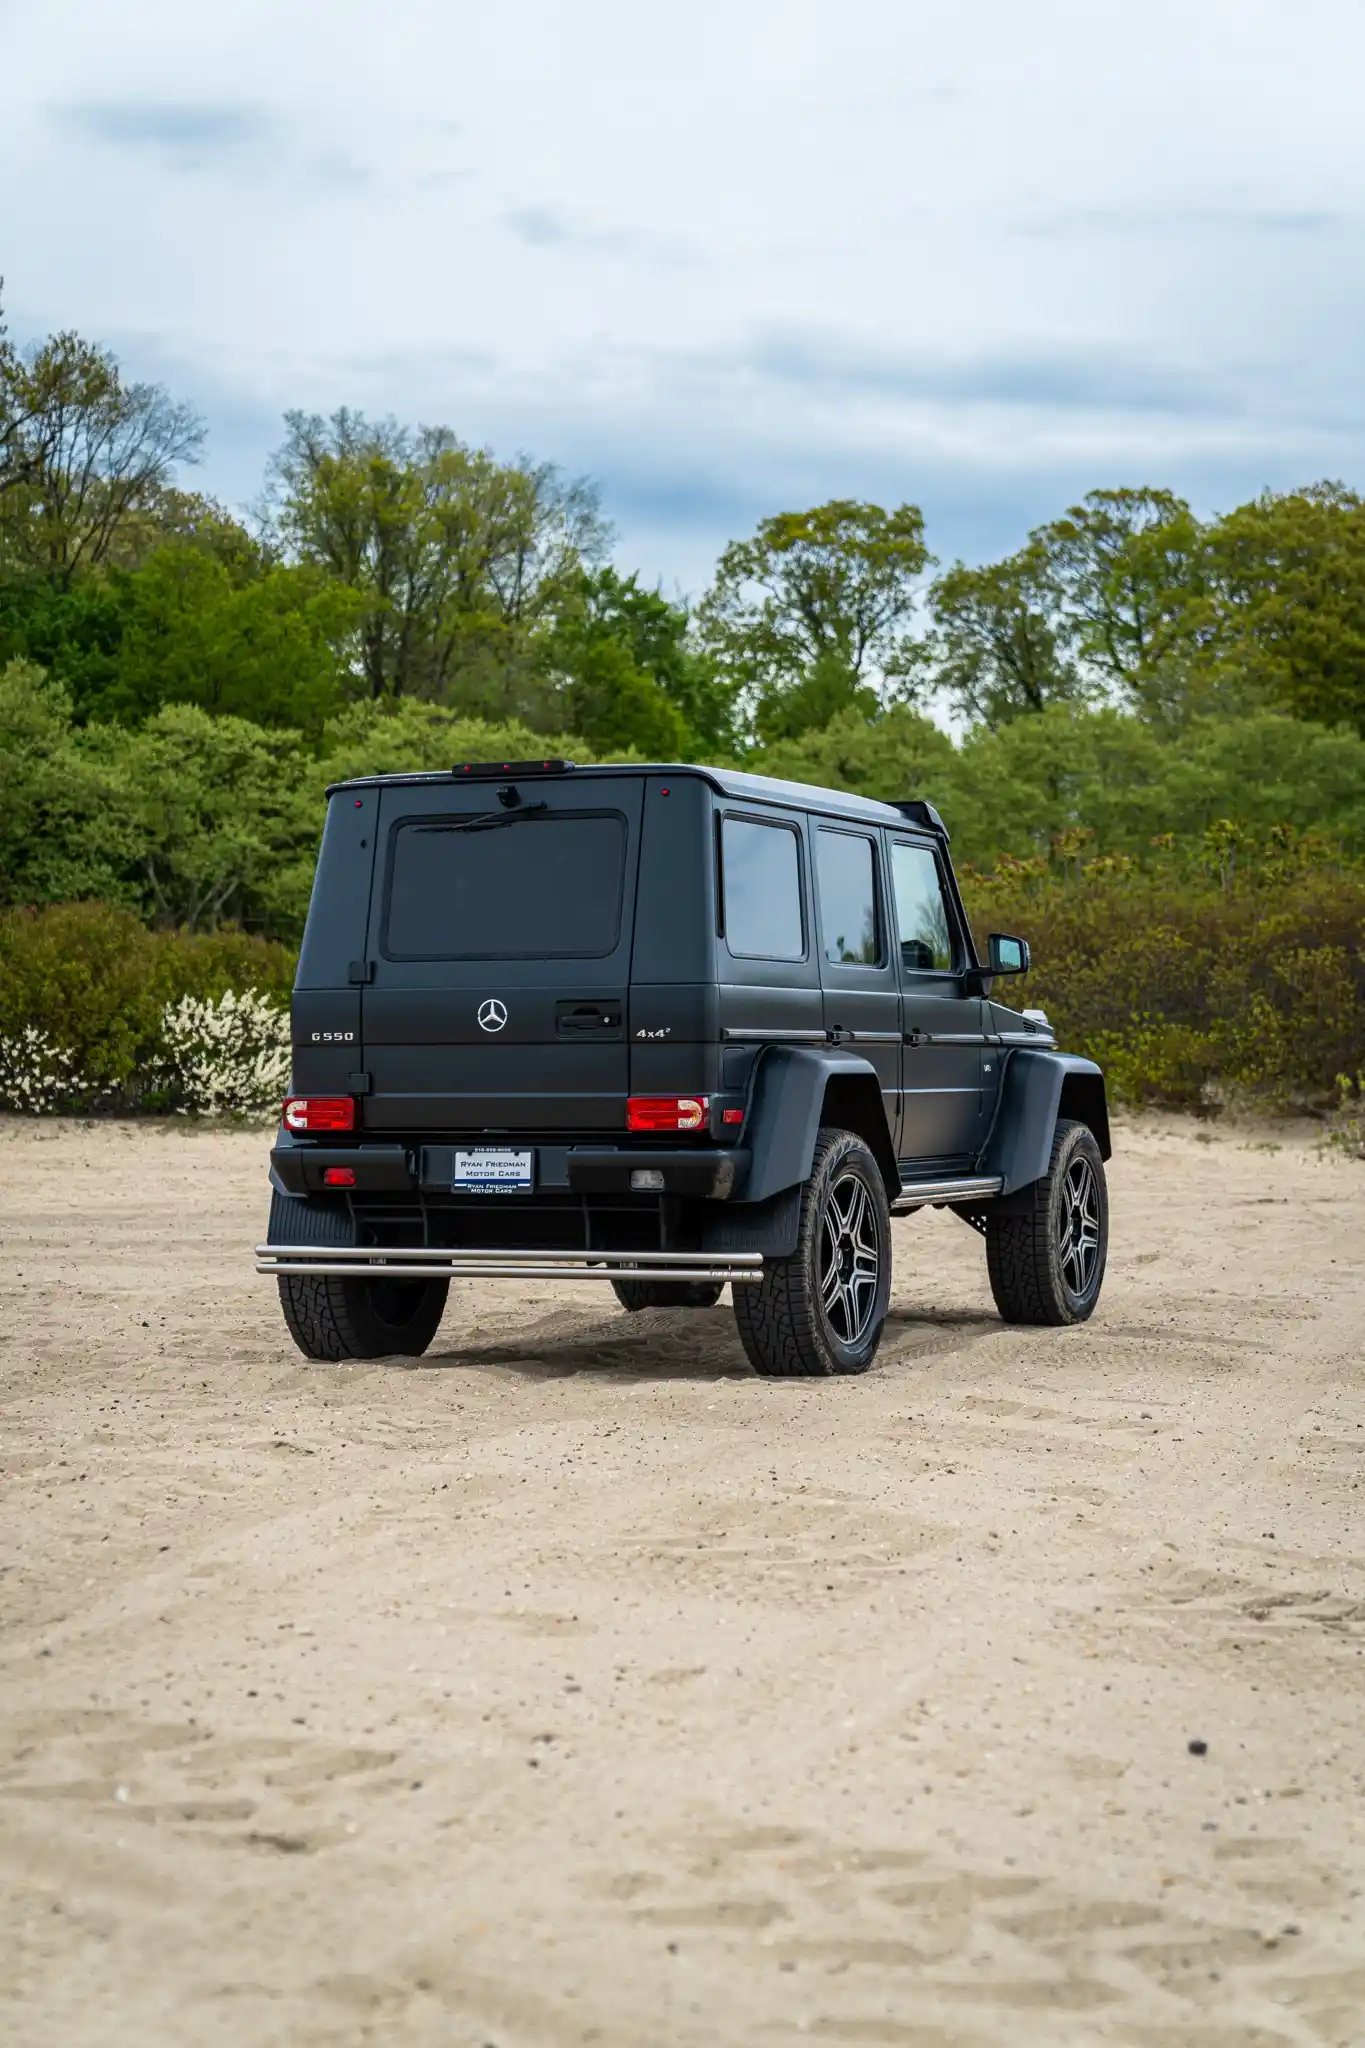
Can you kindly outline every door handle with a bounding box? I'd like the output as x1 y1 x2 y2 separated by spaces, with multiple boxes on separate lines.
826 1023 855 1046
556 1001 622 1036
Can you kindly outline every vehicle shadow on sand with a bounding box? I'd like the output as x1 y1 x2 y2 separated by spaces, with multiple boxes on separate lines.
412 1302 999 1382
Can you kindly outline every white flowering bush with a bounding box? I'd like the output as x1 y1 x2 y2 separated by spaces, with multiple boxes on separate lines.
0 1026 91 1113
150 989 291 1119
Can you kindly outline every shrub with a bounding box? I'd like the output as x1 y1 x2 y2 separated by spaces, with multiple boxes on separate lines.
0 1025 92 1113
961 846 1365 1110
148 990 291 1119
0 902 296 1107
1326 1075 1365 1160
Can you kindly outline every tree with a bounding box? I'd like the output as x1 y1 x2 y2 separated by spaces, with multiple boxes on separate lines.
1031 487 1205 714
1197 484 1365 735
109 542 363 730
0 659 137 907
88 705 314 934
750 701 957 803
927 540 1082 727
0 575 132 720
267 410 610 711
698 499 933 743
566 567 740 756
0 293 204 588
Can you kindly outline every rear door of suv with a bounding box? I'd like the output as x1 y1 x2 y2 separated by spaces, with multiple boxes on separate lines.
358 773 643 1133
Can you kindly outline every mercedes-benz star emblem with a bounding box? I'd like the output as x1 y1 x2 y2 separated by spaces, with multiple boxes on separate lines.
477 998 508 1033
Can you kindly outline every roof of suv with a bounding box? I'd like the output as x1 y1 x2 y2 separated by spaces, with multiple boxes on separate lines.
326 761 946 835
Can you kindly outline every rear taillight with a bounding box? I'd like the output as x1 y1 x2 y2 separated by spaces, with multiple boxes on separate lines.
283 1096 355 1133
626 1095 709 1132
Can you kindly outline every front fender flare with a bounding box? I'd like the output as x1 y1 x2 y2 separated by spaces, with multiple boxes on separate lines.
981 1049 1111 1194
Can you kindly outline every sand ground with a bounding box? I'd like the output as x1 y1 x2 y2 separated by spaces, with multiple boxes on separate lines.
1 1114 1364 2048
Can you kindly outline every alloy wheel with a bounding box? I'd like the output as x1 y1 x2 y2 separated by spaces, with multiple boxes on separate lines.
818 1171 881 1345
1057 1156 1101 1296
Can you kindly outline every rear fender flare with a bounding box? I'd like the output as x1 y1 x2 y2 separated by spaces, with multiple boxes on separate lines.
981 1050 1111 1195
733 1046 898 1205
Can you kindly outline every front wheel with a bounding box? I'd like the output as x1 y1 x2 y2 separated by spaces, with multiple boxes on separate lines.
278 1273 449 1361
732 1127 891 1376
985 1118 1108 1326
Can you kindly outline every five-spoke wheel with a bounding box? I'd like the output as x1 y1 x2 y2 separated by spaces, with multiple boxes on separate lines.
733 1127 892 1375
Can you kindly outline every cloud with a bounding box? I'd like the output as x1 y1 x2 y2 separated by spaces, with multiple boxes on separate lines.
505 204 571 248
52 99 276 169
1015 205 1345 242
503 204 686 261
742 327 1244 420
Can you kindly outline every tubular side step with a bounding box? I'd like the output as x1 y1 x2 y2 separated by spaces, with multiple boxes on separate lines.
892 1175 1003 1211
255 1244 764 1284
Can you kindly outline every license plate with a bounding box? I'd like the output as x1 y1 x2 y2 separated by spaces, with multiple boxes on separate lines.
453 1148 534 1193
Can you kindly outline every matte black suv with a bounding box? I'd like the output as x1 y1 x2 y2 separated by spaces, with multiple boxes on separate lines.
259 759 1111 1375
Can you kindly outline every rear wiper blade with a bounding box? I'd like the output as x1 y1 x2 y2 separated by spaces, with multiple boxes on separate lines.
418 802 548 835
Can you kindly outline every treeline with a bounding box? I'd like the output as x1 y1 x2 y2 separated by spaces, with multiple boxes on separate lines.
2 291 1364 1112
4 289 1365 769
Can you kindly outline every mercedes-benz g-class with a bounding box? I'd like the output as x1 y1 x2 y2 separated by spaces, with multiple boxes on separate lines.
258 759 1110 1374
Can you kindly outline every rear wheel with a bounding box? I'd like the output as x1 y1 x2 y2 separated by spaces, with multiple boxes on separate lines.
732 1127 891 1376
985 1118 1108 1325
278 1273 449 1361
611 1278 724 1311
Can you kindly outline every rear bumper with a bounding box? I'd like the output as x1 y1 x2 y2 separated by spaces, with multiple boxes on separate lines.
270 1139 746 1200
256 1244 762 1285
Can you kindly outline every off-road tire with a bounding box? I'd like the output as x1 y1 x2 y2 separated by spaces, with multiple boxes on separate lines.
985 1118 1108 1326
611 1279 725 1311
277 1273 449 1361
731 1127 891 1376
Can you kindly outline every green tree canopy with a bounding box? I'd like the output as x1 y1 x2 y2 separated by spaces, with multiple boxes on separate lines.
927 539 1082 728
698 499 932 743
0 294 204 589
266 409 610 713
1195 484 1365 735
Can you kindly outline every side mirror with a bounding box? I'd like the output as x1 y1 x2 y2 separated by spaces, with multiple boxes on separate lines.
963 932 1030 996
988 933 1030 976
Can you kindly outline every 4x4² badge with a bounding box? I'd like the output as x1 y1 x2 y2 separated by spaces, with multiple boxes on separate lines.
477 998 508 1033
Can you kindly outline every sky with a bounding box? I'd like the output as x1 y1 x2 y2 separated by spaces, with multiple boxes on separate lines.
6 0 1365 598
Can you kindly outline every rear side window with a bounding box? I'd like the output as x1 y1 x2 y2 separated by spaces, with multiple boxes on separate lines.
890 841 957 973
721 816 804 960
816 829 881 965
383 812 625 959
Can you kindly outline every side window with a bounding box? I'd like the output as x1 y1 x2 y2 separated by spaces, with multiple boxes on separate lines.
890 841 957 973
816 829 881 965
720 816 805 960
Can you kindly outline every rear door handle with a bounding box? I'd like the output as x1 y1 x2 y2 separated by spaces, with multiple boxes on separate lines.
556 1001 622 1036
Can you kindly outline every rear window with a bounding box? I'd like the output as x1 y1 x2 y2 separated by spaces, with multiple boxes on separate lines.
383 812 626 959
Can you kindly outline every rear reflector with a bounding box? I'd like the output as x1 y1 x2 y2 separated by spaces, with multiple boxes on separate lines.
626 1095 708 1132
283 1096 355 1133
722 1107 745 1125
322 1166 357 1187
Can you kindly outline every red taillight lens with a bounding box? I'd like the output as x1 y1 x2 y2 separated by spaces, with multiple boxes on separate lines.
626 1095 709 1132
323 1166 357 1187
283 1096 355 1133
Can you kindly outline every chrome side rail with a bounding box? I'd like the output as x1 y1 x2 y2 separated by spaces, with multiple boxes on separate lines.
256 1244 763 1284
892 1175 1003 1211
